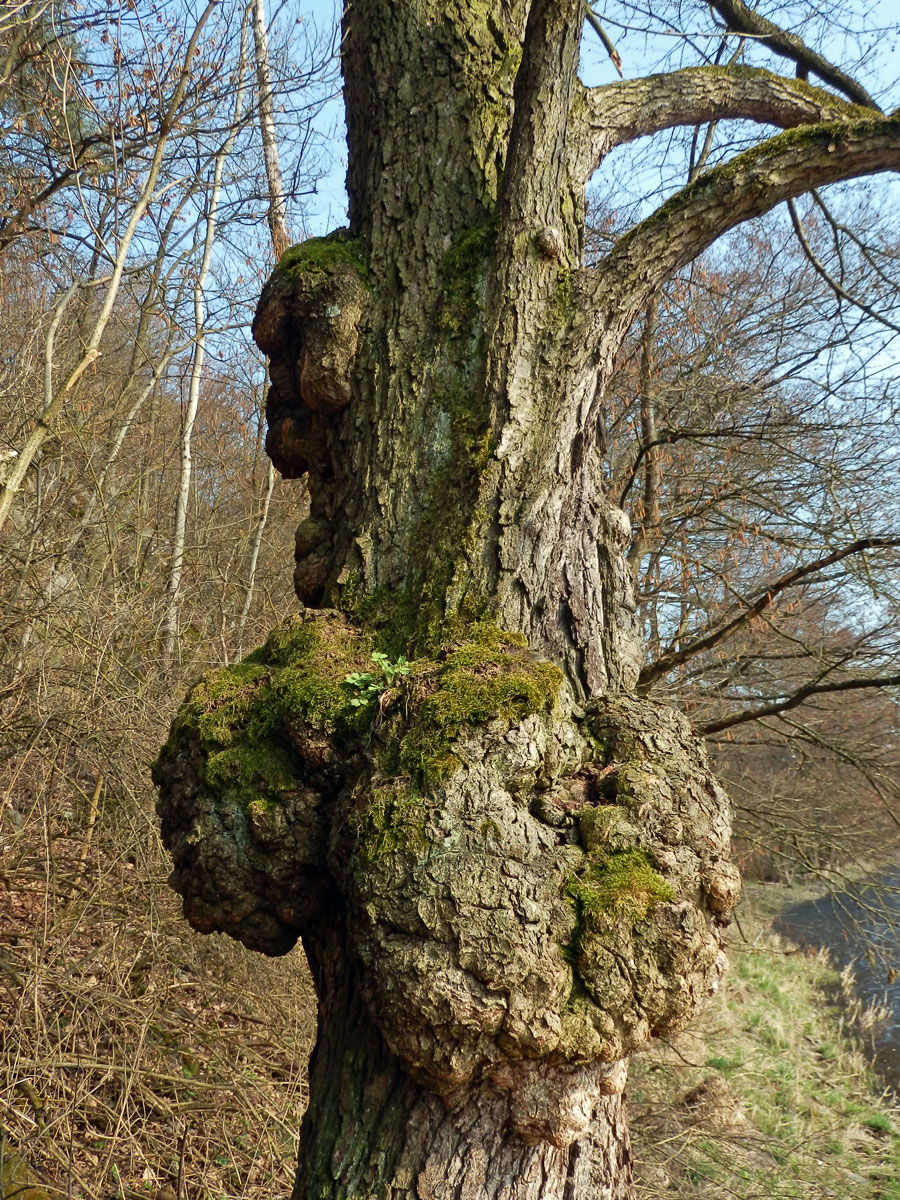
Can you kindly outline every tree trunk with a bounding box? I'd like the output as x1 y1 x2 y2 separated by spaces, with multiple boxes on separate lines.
155 5 734 1196
297 919 632 1200
256 0 642 697
156 2 900 1196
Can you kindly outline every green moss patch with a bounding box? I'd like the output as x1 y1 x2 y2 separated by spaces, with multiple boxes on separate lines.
569 849 674 926
392 623 563 787
350 780 432 863
272 229 369 282
159 615 377 809
161 615 562 812
439 217 497 335
174 659 268 747
177 615 375 747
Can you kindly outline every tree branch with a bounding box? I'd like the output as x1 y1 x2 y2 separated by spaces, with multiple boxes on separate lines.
698 674 900 736
576 113 900 371
573 65 864 180
637 536 900 690
708 0 881 111
584 6 622 78
787 197 900 334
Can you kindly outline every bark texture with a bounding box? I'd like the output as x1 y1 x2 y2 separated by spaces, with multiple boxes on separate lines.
155 3 900 1197
154 611 736 1197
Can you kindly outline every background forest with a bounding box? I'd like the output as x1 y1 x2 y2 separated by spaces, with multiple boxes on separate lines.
2 0 900 1197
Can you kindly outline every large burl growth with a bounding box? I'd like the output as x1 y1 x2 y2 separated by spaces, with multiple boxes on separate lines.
155 609 739 1149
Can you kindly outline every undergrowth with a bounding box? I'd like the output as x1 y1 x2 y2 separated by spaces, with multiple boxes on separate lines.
0 710 315 1200
630 881 900 1199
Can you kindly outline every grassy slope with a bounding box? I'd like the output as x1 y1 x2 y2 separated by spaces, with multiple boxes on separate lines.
630 881 900 1199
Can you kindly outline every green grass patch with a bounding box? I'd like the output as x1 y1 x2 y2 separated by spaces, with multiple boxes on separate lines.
630 881 900 1199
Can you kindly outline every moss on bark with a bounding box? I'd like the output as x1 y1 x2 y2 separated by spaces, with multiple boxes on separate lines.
568 848 674 926
269 229 369 283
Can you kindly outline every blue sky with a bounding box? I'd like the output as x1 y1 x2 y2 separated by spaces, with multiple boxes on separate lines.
289 0 900 238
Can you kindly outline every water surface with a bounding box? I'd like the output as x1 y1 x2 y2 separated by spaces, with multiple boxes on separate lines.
775 867 900 1088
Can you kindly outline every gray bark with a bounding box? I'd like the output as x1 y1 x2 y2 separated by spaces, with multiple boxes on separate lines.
251 0 291 258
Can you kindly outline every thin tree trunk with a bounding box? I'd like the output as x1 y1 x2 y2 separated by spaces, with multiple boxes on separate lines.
251 0 290 259
234 459 275 654
0 2 218 532
232 0 290 652
161 14 250 668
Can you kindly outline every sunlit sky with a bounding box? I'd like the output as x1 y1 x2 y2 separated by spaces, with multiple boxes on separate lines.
288 0 900 237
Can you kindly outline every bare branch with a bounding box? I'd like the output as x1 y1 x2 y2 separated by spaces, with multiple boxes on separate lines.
638 536 900 690
699 674 900 736
709 0 881 111
787 197 900 334
584 6 622 78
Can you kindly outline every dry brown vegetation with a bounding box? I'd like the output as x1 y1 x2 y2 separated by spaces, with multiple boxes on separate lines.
1 776 315 1200
0 10 323 1187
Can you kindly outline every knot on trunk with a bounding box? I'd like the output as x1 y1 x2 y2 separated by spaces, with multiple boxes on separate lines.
558 698 740 1066
252 233 369 602
154 612 739 1146
152 612 372 954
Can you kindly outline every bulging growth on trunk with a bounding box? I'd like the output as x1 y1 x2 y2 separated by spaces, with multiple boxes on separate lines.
154 609 737 1191
156 1 900 1196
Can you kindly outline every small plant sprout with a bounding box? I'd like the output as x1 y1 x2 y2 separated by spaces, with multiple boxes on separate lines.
343 651 410 708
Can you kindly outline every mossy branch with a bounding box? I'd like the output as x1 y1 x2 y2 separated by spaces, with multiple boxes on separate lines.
571 113 900 378
709 0 880 111
573 65 870 179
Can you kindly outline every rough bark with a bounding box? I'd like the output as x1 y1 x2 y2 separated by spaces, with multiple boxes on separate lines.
154 613 737 1198
295 909 633 1200
571 65 868 180
155 3 899 1198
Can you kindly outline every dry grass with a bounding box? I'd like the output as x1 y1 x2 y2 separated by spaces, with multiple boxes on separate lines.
0 764 316 1200
630 882 900 1199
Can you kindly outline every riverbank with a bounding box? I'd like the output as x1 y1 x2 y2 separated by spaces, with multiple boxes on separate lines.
4 844 898 1200
629 880 900 1198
